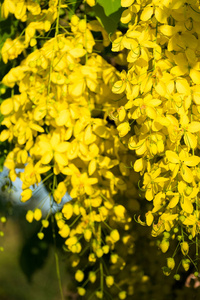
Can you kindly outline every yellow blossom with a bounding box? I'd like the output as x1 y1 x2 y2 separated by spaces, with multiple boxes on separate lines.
59 224 70 238
21 189 32 202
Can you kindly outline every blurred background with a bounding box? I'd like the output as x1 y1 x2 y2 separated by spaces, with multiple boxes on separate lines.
0 169 76 300
1 171 200 300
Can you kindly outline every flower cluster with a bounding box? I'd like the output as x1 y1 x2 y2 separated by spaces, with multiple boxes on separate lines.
0 0 143 298
1 0 60 64
112 0 200 275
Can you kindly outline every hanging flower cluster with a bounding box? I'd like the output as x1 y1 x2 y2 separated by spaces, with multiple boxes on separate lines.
1 0 60 63
111 0 200 275
0 0 145 298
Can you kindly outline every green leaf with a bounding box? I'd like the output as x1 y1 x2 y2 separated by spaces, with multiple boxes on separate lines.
93 4 123 34
0 16 18 47
96 0 121 16
65 0 82 19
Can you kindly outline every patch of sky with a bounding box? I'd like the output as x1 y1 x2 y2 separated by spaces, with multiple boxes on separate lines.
0 167 72 214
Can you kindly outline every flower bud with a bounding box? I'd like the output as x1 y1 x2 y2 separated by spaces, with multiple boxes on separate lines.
26 210 34 223
30 38 37 47
119 291 127 299
111 254 119 264
84 229 92 241
71 15 79 26
163 232 170 239
96 291 103 299
182 258 190 271
181 241 189 255
57 219 65 229
86 0 96 7
110 229 120 243
62 203 73 220
102 245 109 254
96 248 103 258
174 274 180 281
89 271 96 283
34 208 42 221
106 276 114 288
77 287 86 296
160 240 169 253
71 255 80 267
167 257 175 270
88 253 96 263
78 19 87 33
37 232 44 240
75 270 84 282
42 220 49 228
59 224 70 238
162 266 171 276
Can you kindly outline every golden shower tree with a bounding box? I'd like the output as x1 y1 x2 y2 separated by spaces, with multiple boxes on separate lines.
1 0 200 299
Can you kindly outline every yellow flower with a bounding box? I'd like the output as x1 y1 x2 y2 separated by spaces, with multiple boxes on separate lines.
181 116 200 149
70 172 98 198
20 161 44 190
59 224 70 238
117 122 131 137
53 181 67 204
160 213 179 231
112 70 128 94
110 229 120 243
1 0 15 18
165 150 200 183
35 132 69 167
1 38 25 64
2 65 28 88
143 167 168 201
21 189 32 202
180 197 193 214
121 0 134 7
85 0 95 6
145 211 154 226
0 97 14 115
171 52 200 84
130 94 161 120
120 4 140 24
62 203 73 220
114 205 126 221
